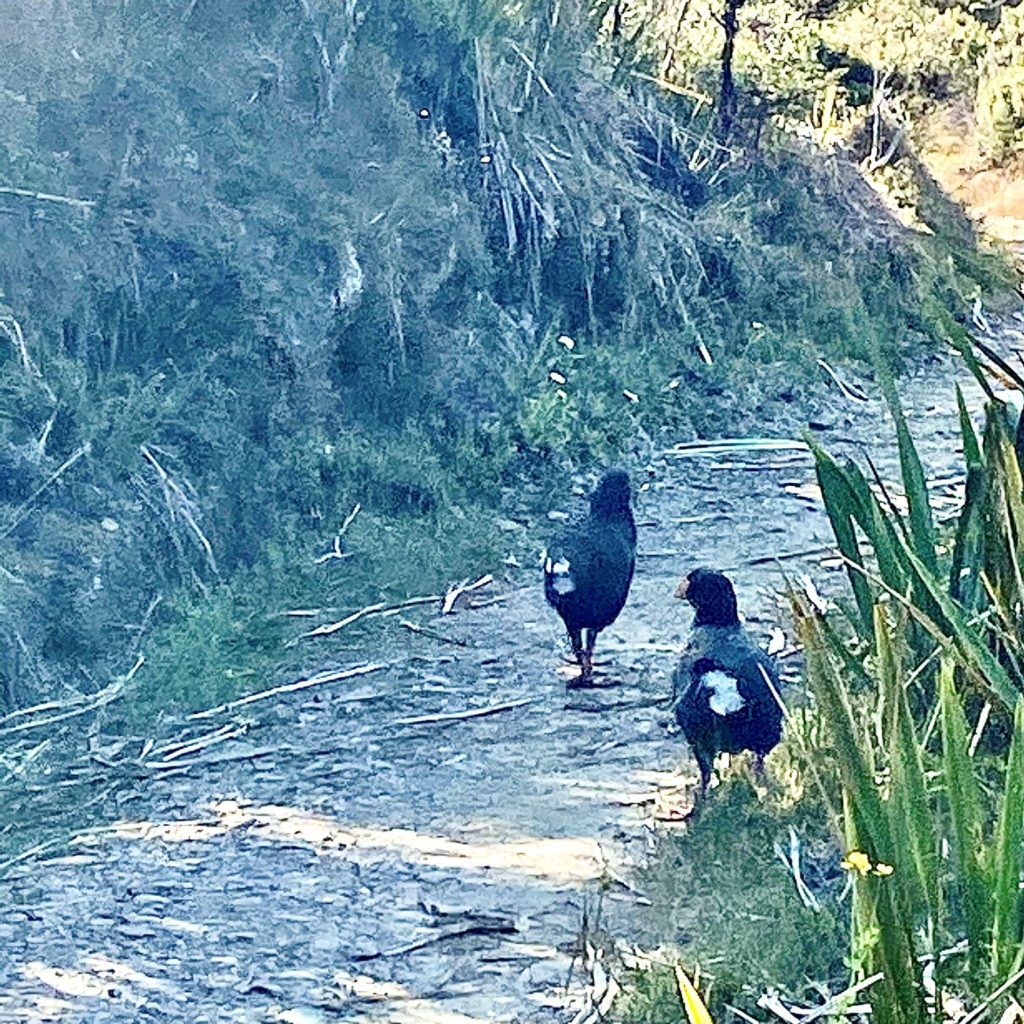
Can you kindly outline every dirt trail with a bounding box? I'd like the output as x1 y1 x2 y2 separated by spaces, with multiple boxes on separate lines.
1 315 1021 1023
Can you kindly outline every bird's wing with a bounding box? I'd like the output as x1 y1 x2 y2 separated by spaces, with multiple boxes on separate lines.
543 527 601 596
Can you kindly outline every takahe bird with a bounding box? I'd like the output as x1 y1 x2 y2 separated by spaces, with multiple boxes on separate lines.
544 469 636 688
673 568 782 814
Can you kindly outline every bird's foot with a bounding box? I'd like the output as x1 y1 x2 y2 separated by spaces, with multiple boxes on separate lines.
566 671 599 690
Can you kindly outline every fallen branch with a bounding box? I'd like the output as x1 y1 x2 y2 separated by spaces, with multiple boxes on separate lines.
663 437 809 459
188 661 388 720
301 595 440 639
564 697 669 714
140 445 218 575
0 315 56 401
395 697 535 727
351 919 517 961
148 722 248 763
816 358 869 402
0 184 96 209
467 593 512 610
145 744 285 773
0 656 144 737
441 574 494 614
399 619 469 647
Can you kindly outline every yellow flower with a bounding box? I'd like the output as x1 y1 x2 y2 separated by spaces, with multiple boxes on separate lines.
841 850 895 878
841 851 873 876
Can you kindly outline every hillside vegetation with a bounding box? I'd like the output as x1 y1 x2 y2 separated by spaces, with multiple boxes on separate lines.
0 0 1016 723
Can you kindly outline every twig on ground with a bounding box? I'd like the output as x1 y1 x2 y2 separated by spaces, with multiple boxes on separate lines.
399 619 469 647
564 697 669 714
149 722 249 763
441 574 494 614
757 991 803 1024
145 744 285 773
0 315 56 401
663 438 809 459
773 827 821 912
140 445 218 575
0 184 96 209
795 972 884 1022
816 358 869 402
352 919 518 961
188 662 388 720
0 656 144 737
301 595 440 639
467 592 512 609
395 697 535 727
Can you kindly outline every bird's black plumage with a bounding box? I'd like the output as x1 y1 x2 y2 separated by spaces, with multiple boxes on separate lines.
544 470 636 687
673 568 782 811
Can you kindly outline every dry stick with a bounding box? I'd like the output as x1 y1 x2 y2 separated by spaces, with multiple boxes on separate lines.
0 184 96 209
352 920 518 962
797 972 885 1023
301 594 440 639
150 723 249 763
442 573 494 614
816 357 869 402
0 656 144 737
468 593 512 610
0 316 53 401
399 619 469 647
0 698 68 726
395 697 535 727
961 965 1024 1024
188 661 388 720
145 745 285 773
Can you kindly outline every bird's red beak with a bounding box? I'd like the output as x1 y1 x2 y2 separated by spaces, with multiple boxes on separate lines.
674 577 689 600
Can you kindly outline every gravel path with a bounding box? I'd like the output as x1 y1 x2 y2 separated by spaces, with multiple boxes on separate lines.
1 313 1021 1023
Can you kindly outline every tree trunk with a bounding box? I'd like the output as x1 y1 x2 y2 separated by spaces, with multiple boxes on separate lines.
718 0 743 141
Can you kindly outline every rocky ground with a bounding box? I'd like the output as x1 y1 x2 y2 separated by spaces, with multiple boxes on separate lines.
1 312 1021 1023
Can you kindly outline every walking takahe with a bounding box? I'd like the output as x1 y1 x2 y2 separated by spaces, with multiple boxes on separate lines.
544 470 636 688
672 568 782 815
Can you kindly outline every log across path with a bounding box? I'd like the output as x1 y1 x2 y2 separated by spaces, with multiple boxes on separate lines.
1 315 1020 1022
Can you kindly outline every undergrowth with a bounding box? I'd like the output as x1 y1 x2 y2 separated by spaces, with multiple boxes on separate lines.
619 780 848 1021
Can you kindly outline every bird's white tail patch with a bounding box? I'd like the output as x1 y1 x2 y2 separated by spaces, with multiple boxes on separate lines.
702 670 745 715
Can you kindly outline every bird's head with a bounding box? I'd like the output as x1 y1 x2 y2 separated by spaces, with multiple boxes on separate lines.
590 469 632 519
675 568 740 627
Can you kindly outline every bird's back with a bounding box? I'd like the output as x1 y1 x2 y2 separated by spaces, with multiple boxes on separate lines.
674 625 782 757
545 511 635 632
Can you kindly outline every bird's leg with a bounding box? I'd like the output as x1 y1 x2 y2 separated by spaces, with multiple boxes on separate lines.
565 629 588 688
684 752 713 822
582 628 597 681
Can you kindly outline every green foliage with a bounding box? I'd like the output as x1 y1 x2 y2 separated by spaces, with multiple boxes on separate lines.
796 353 1024 1016
0 0 1012 728
977 65 1024 159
